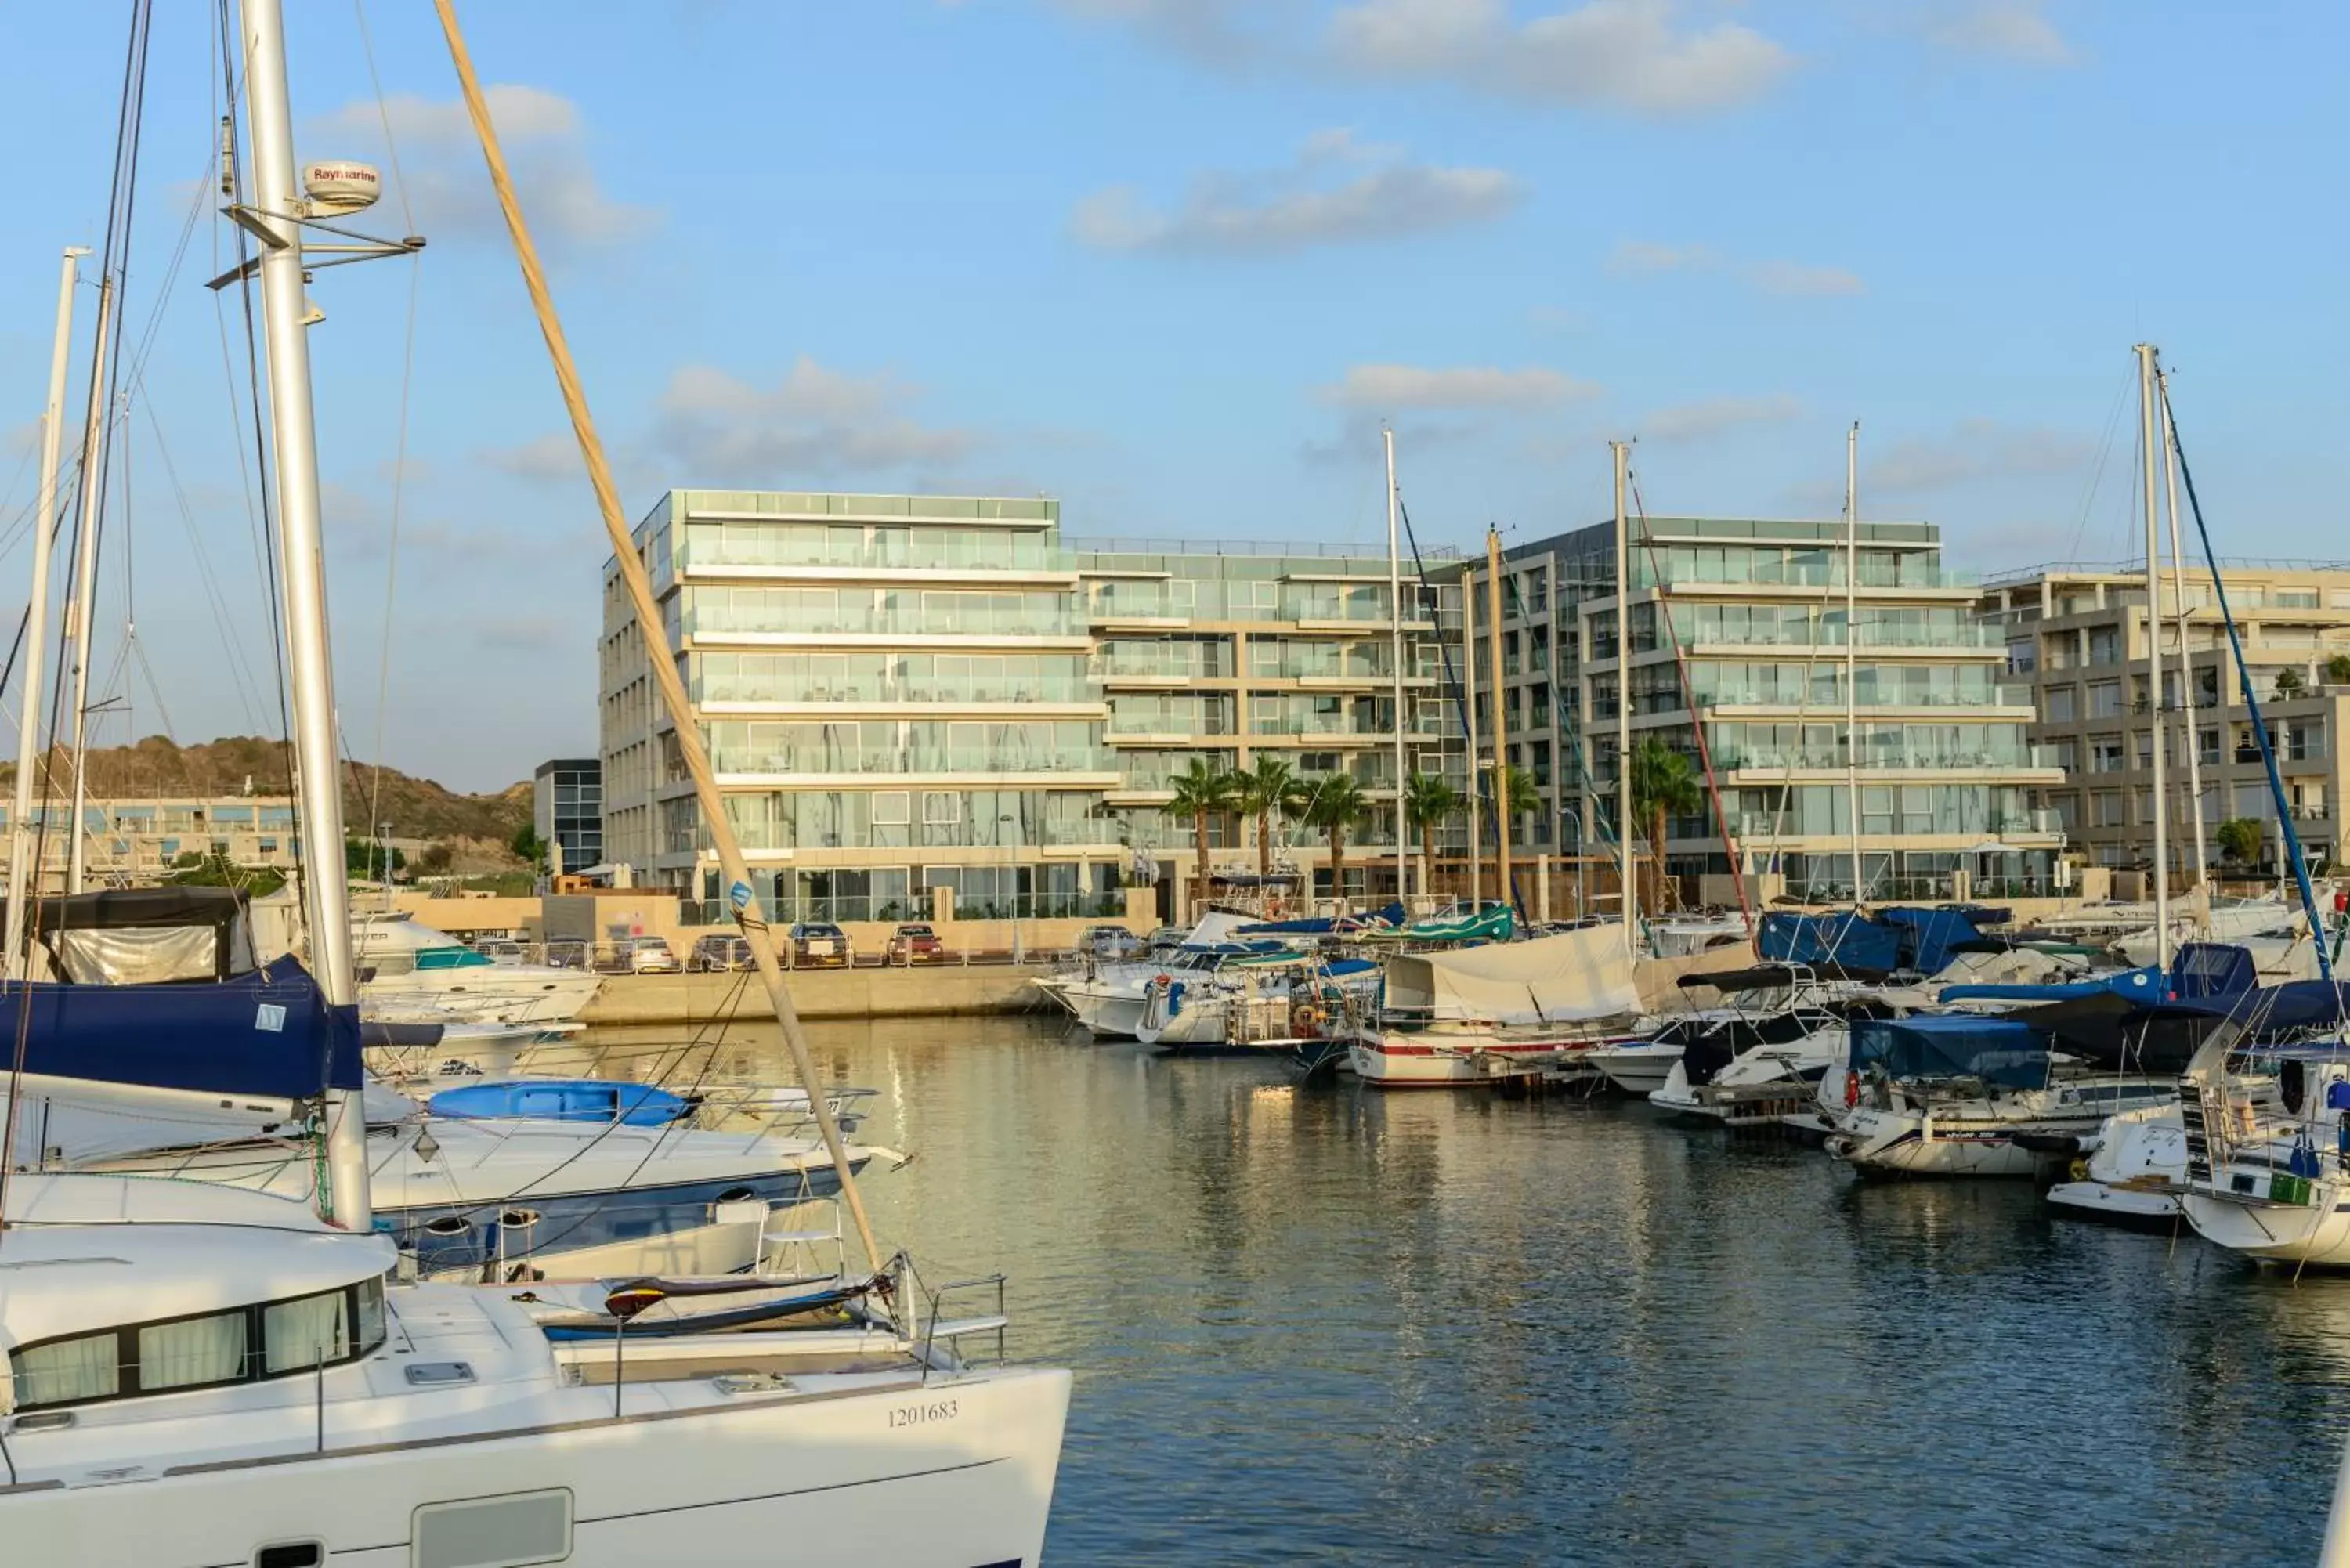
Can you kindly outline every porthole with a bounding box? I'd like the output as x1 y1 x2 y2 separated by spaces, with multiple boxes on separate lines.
423 1215 472 1237
716 1186 757 1203
254 1545 324 1568
498 1209 541 1230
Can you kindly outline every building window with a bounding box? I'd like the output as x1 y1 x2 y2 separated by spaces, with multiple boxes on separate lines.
2045 685 2077 722
2086 681 2123 718
872 792 912 826
2088 627 2121 666
2088 737 2125 774
2092 792 2125 827
922 792 960 826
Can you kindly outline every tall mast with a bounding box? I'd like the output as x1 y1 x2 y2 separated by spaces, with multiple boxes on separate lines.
431 0 885 1271
2159 372 2210 911
239 0 371 1228
1845 421 1863 907
1383 428 1408 903
1613 441 1633 953
60 276 114 894
2136 343 2170 974
5 247 87 972
1486 526 1511 915
1462 564 1480 909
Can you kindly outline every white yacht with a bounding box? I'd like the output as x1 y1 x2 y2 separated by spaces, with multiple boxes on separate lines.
2045 1101 2189 1228
0 1174 1068 1565
1136 955 1380 1053
1824 1016 2175 1180
352 912 602 1026
1349 927 1646 1088
1648 1006 1853 1122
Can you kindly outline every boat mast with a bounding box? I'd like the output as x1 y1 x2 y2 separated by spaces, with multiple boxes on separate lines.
5 247 85 975
1486 526 1511 916
1845 421 1863 907
1462 563 1480 909
1383 428 1408 905
1613 441 1634 955
2136 344 2170 974
2160 371 2210 913
238 0 371 1228
60 276 114 894
430 0 887 1271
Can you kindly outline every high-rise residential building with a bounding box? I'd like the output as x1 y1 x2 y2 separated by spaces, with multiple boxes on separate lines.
1979 561 2350 876
1465 515 2066 905
532 758 602 875
598 491 1459 925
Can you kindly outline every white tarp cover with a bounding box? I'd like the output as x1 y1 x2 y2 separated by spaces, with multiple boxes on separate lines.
55 925 219 986
1384 927 1640 1024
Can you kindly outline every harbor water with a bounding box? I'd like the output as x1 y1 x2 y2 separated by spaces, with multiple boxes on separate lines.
592 1013 2345 1565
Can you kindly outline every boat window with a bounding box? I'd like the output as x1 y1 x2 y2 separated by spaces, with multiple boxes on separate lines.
10 1331 118 1407
139 1310 249 1390
9 1274 392 1413
264 1291 350 1374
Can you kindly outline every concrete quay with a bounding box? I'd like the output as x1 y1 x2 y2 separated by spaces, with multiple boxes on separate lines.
578 963 1057 1025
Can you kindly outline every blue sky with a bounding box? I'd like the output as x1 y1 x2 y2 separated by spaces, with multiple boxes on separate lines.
2 1 2343 791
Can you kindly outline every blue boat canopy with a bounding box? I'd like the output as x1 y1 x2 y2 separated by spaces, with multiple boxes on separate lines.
1851 1014 2050 1089
1758 911 1901 972
7 956 361 1100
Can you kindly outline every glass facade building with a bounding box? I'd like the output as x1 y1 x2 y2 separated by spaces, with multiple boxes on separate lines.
1465 516 2066 902
599 493 1460 922
532 758 603 875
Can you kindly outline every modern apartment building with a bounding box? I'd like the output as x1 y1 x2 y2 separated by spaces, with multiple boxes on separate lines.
1465 515 2066 903
598 491 1459 923
0 795 300 887
532 758 603 875
1979 561 2350 876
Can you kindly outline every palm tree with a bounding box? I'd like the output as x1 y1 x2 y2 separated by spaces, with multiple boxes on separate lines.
1629 737 1702 914
1404 771 1463 898
1233 755 1303 885
1484 764 1543 909
1161 757 1238 912
1300 775 1369 906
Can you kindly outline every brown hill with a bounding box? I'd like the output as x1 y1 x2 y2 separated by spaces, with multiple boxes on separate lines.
0 735 532 846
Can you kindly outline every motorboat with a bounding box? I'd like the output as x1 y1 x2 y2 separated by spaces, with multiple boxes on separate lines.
0 1173 1068 1565
1823 1015 2175 1180
352 912 602 1026
1585 1011 1726 1096
1348 927 1645 1088
2045 1100 2188 1229
1136 954 1380 1053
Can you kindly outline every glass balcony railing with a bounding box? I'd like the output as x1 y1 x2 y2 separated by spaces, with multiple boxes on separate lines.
693 670 1101 704
685 602 1083 638
707 742 1115 775
677 530 1059 573
1672 615 2001 649
1635 558 1980 591
1107 705 1236 735
1713 744 2055 772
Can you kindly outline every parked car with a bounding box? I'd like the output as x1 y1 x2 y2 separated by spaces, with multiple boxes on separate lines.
471 938 524 963
884 922 947 966
689 934 754 972
1076 923 1141 959
600 936 680 975
789 922 853 968
543 938 591 970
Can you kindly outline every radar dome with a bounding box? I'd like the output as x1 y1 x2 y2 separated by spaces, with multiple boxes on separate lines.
302 162 381 215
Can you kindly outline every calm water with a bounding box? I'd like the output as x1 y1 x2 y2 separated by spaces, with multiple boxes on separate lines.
588 1014 2348 1565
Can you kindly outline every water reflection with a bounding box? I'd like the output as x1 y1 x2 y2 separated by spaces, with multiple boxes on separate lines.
573 1015 2346 1565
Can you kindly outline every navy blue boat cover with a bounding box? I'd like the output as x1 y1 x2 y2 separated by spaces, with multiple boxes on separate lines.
1757 911 1901 972
3 956 360 1100
1874 906 2005 977
1850 1014 2050 1089
2171 942 2258 1002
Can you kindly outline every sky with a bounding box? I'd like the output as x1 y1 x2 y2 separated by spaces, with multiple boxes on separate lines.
0 1 2344 792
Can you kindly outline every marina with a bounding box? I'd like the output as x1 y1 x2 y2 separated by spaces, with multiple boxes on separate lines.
589 1010 2350 1566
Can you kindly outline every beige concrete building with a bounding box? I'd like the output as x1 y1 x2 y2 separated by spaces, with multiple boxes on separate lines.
1979 561 2350 878
0 796 302 889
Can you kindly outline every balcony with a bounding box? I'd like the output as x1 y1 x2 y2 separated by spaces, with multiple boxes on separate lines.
676 532 1060 574
685 603 1083 640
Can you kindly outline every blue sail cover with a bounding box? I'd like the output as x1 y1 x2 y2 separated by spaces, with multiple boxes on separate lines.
1757 911 1900 972
3 956 360 1100
1851 1014 2050 1089
2171 942 2258 1002
1875 906 1998 977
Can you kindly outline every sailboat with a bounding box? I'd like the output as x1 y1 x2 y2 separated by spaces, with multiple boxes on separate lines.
2 5 1068 1559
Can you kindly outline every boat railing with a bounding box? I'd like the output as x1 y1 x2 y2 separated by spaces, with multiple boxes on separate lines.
913 1266 1011 1378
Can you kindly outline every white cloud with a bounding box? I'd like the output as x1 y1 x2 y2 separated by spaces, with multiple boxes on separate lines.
1320 363 1596 410
1324 0 1795 114
1072 129 1524 255
481 432 585 486
1643 393 1802 443
651 357 974 482
1049 0 1292 66
309 84 654 248
1610 238 1863 296
1866 419 2095 495
1922 1 2074 66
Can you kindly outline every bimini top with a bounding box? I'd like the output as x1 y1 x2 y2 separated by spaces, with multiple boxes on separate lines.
1851 1014 2050 1089
33 886 257 985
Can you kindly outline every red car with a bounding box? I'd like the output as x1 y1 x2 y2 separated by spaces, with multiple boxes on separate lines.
884 922 947 966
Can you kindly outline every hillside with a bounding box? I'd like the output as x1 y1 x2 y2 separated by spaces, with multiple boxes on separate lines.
0 735 533 845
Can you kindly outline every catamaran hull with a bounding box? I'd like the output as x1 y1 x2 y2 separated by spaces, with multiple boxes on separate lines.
5 1363 1072 1568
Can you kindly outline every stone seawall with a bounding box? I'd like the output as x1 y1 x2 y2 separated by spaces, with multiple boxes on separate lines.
578 964 1056 1024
